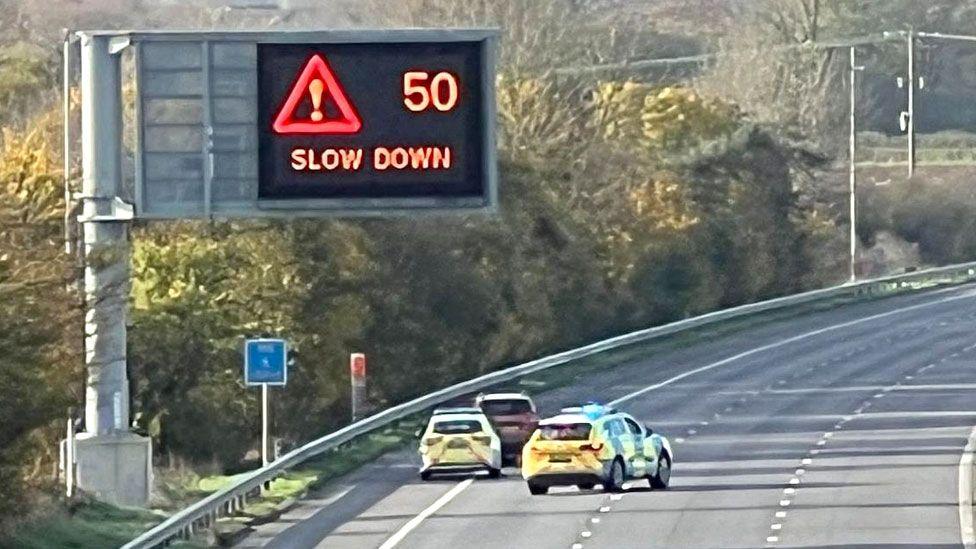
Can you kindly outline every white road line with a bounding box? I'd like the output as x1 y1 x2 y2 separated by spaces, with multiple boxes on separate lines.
275 486 355 524
378 478 474 549
609 291 975 407
960 424 976 549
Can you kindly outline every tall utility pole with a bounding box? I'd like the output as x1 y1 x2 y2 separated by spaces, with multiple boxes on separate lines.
907 29 916 178
848 46 862 283
62 32 73 255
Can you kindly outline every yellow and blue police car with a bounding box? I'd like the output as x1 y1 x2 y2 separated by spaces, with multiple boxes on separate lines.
419 407 503 480
521 403 673 494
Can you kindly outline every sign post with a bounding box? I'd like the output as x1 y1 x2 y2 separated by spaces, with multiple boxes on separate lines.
261 384 269 467
244 338 288 467
350 353 366 421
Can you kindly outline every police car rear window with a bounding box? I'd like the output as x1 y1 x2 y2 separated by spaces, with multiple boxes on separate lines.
433 420 482 434
480 399 532 415
539 423 592 441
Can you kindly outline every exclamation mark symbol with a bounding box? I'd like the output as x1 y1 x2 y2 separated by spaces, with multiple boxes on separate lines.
309 78 324 122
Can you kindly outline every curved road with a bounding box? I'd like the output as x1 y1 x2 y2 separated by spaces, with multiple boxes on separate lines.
240 284 976 548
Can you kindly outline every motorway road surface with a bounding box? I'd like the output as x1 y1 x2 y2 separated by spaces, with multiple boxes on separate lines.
239 284 976 548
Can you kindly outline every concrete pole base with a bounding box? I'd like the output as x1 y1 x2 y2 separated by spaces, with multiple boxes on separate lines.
74 431 152 507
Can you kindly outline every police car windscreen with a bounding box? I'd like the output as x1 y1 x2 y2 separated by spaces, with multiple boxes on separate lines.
433 420 483 434
480 399 532 415
539 423 592 441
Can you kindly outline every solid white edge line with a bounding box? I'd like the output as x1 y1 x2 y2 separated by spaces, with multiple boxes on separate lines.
608 290 975 407
960 424 976 549
378 478 474 549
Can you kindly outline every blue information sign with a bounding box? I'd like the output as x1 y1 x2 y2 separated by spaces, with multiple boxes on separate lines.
244 338 288 386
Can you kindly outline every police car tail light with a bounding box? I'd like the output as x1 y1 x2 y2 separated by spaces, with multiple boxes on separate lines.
423 436 443 446
580 442 603 452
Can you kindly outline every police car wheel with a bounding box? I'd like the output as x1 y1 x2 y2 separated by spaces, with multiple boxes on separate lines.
528 482 548 495
488 467 502 479
649 452 671 489
577 482 595 490
603 458 625 493
420 470 432 481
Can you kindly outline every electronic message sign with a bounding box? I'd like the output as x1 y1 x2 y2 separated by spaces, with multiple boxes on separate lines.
132 30 498 218
257 40 491 205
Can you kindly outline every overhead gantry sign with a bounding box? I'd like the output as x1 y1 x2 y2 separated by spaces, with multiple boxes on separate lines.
70 28 498 508
129 29 498 218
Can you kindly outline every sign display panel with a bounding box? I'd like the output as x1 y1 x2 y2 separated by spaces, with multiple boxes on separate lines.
257 40 490 204
244 338 288 386
132 30 497 218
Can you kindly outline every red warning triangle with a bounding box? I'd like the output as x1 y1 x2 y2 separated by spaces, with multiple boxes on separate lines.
272 54 362 135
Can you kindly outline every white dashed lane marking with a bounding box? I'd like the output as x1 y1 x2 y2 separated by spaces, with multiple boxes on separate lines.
761 339 976 549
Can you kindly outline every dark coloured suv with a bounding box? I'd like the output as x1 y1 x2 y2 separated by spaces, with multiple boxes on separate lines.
475 392 539 465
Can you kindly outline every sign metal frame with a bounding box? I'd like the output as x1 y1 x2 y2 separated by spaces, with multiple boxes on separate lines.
121 28 499 219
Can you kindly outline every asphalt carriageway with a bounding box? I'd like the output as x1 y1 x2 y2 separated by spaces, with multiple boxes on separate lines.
238 283 976 549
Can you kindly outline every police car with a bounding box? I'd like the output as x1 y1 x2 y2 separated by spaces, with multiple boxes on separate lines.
418 407 503 480
521 403 673 494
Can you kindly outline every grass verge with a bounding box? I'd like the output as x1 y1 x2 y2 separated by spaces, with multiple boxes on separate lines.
4 499 180 549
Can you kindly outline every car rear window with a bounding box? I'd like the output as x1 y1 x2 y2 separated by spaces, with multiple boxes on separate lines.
480 399 533 415
432 420 483 435
539 423 592 441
